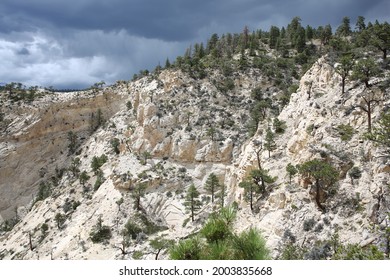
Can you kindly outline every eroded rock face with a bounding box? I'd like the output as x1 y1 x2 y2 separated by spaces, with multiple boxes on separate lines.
0 57 389 260
0 89 127 220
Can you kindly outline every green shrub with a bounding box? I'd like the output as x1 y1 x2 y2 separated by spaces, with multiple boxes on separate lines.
123 221 143 239
170 207 270 260
41 223 49 234
91 154 108 174
111 138 120 154
54 213 66 229
303 218 316 231
201 217 231 243
94 170 105 191
35 182 52 202
202 242 232 260
135 212 168 235
273 118 287 134
0 217 20 233
348 166 362 180
279 243 306 260
333 244 385 260
90 217 112 243
306 124 315 134
132 251 144 260
337 124 354 141
169 237 203 260
231 228 270 260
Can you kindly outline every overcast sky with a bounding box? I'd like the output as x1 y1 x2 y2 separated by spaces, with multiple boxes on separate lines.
0 0 389 89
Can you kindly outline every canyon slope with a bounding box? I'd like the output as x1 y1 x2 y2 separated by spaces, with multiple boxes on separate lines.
0 55 389 260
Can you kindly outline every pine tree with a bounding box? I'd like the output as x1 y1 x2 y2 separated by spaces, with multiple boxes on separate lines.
264 127 276 157
319 24 333 45
294 26 306 53
204 173 220 203
286 163 298 184
273 118 287 134
269 26 280 49
217 184 227 209
306 25 314 42
335 54 354 94
370 22 390 60
336 17 352 37
67 131 78 154
79 171 90 186
239 179 257 211
366 111 390 155
69 157 81 177
183 184 202 222
165 58 171 68
355 16 366 32
54 213 66 229
250 169 276 195
352 58 380 88
132 182 147 211
298 159 338 212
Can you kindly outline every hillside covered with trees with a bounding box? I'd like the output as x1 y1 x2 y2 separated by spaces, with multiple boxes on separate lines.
0 16 389 260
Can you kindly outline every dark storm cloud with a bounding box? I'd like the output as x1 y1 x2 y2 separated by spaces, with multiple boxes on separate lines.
2 0 389 40
1 0 216 41
0 0 389 88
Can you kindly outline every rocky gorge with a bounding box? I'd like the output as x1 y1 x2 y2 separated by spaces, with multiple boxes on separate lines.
0 41 389 260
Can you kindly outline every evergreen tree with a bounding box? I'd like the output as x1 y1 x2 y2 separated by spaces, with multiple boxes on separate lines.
217 184 227 209
336 16 352 37
67 131 78 154
370 22 390 60
239 179 257 211
232 228 270 260
239 168 275 211
90 108 104 133
352 58 380 88
355 16 366 32
264 127 276 157
91 154 108 174
110 138 120 154
141 151 151 165
54 213 66 229
132 182 147 211
204 173 220 203
207 33 219 55
306 25 314 42
273 118 287 134
286 163 298 184
298 159 338 212
90 216 112 243
169 207 270 260
183 184 202 222
319 25 333 45
287 17 302 43
69 157 81 177
149 237 174 260
79 171 90 186
241 25 250 50
169 237 203 260
335 54 354 94
269 26 280 49
250 168 276 195
366 111 390 155
165 58 171 68
294 26 307 53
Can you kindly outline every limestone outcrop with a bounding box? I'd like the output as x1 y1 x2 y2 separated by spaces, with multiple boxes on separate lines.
0 56 389 260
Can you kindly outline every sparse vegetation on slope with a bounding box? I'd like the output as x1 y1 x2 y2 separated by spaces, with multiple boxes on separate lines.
0 15 389 260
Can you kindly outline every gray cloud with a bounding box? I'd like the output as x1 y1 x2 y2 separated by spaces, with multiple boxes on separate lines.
0 0 389 89
0 30 187 89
